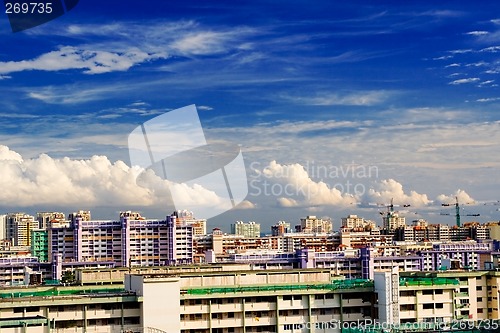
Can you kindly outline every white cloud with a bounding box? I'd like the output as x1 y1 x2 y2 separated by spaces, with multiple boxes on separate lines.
0 46 166 75
235 200 256 209
0 145 23 162
362 179 432 207
448 77 480 85
465 61 488 67
286 90 390 106
257 161 359 208
449 49 473 54
170 31 242 56
252 162 450 210
26 83 132 104
433 55 453 60
277 197 299 207
466 31 489 36
436 189 475 205
477 97 500 102
480 46 500 53
197 105 214 111
1 21 259 77
0 145 231 211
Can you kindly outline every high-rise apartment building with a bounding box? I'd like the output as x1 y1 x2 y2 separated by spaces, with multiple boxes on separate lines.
231 221 261 237
30 229 49 262
69 210 91 222
36 211 65 230
6 213 38 246
174 210 207 236
48 212 194 267
271 221 291 236
299 216 332 233
382 211 406 231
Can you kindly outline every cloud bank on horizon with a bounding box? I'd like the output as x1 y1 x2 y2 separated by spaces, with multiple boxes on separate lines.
0 146 480 220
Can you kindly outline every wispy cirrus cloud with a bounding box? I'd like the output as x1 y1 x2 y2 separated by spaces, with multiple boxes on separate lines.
466 31 489 36
0 46 167 75
448 77 480 85
477 97 500 102
1 20 259 76
26 83 130 104
283 90 391 106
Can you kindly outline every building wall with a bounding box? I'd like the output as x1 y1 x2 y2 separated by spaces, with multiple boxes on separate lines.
47 214 194 267
30 229 48 262
5 269 500 332
126 275 181 333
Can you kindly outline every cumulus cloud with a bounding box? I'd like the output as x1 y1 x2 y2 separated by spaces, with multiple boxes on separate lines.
436 189 475 205
277 197 299 207
257 161 358 208
235 200 256 209
0 46 166 75
362 179 432 207
253 161 441 209
0 145 231 211
0 146 23 162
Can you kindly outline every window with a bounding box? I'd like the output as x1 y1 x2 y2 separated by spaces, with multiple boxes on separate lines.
435 303 444 309
435 289 443 294
422 290 433 295
423 304 433 309
401 291 416 297
477 297 483 302
400 304 415 311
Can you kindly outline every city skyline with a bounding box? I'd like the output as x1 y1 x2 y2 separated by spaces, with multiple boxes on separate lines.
0 1 499 228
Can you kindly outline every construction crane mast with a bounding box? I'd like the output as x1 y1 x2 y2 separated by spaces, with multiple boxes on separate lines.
441 196 479 227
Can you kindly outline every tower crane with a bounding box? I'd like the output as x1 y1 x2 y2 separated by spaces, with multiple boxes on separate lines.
440 196 479 227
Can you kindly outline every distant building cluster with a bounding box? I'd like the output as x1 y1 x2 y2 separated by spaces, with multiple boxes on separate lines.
0 207 499 289
0 206 500 332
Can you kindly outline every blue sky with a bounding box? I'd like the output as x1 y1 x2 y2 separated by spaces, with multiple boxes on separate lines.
0 1 499 230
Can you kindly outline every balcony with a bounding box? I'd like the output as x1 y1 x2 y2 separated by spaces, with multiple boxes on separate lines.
211 303 244 313
342 298 368 307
